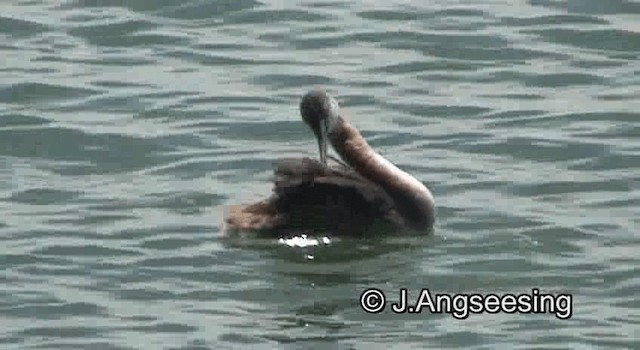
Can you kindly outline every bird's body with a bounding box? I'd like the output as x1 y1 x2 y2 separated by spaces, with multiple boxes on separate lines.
224 90 435 236
225 157 405 236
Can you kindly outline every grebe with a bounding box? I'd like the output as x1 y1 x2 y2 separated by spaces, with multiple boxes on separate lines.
224 89 435 235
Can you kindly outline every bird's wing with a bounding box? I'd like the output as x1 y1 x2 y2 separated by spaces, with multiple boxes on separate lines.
271 157 403 233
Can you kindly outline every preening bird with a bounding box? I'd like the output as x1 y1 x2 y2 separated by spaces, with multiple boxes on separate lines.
224 89 435 236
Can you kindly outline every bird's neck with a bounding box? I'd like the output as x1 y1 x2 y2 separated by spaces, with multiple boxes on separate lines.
329 118 435 228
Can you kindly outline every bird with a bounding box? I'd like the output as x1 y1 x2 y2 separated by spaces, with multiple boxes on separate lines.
223 89 435 236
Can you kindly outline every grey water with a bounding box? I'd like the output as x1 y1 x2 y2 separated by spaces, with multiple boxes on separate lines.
1 0 639 349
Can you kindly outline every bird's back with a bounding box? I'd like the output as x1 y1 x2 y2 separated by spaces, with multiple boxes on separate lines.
224 157 404 236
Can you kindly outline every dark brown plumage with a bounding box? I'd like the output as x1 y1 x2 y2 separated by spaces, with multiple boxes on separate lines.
224 89 435 236
225 157 405 236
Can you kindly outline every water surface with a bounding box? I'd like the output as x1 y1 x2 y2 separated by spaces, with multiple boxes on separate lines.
1 0 639 349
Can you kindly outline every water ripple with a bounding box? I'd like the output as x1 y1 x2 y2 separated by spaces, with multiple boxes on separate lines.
0 16 49 37
529 28 640 53
0 83 99 104
1 0 639 349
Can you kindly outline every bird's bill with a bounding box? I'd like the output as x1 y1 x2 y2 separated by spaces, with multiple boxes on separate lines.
318 118 328 165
